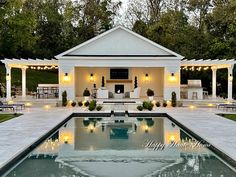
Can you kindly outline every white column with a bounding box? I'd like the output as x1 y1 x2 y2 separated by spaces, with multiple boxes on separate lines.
228 66 233 100
5 65 11 101
212 67 217 99
163 66 180 100
59 64 75 100
22 67 27 98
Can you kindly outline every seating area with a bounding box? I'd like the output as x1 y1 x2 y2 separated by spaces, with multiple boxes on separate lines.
94 87 141 99
34 84 59 99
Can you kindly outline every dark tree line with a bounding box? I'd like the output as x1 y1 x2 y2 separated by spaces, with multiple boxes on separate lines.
0 0 235 59
0 0 121 58
126 0 236 59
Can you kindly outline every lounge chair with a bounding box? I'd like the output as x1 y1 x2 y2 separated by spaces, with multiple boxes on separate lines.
9 103 25 110
217 103 236 111
224 104 236 111
0 101 25 111
0 101 15 111
130 87 141 99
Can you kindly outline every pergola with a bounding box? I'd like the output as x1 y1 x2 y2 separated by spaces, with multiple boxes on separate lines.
1 58 58 100
1 57 236 101
181 59 236 100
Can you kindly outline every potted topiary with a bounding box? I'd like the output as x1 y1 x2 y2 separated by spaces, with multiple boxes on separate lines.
147 89 154 101
134 76 138 89
171 92 177 107
83 88 90 101
101 76 105 88
62 91 67 107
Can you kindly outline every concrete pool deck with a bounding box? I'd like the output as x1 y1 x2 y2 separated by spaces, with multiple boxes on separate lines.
0 106 236 173
0 107 74 171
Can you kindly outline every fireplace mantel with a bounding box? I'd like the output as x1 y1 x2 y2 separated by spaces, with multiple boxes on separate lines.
106 79 132 83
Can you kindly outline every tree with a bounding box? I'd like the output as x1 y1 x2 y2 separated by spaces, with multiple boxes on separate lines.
0 0 37 58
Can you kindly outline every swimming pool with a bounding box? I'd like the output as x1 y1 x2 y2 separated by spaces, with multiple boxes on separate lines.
3 116 236 177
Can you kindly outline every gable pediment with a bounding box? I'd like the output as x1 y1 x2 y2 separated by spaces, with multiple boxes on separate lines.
56 26 184 59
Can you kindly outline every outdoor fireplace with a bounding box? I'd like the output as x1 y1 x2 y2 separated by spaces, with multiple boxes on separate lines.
115 85 124 94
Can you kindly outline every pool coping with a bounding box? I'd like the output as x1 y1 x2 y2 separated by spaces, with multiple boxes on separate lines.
129 112 236 169
1 111 236 175
0 112 111 176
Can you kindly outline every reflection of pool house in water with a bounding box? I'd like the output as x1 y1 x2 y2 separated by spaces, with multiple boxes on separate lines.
17 117 235 177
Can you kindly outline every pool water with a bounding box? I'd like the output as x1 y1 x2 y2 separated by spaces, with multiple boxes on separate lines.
5 117 236 177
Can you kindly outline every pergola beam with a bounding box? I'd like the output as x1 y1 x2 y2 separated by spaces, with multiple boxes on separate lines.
0 58 58 100
181 59 236 100
1 58 58 67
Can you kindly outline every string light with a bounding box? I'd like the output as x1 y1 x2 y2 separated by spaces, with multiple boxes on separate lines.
181 66 210 71
29 65 59 70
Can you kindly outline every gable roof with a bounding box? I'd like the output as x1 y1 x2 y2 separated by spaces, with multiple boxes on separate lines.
55 26 184 60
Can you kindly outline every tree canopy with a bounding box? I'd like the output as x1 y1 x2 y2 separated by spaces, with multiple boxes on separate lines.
0 0 235 59
0 0 121 58
127 0 236 59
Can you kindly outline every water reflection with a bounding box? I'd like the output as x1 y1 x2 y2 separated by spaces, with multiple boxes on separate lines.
6 117 236 177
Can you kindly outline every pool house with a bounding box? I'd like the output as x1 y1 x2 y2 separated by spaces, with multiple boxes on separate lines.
1 26 236 101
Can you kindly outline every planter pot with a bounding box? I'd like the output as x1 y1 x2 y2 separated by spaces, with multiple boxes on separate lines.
148 96 154 101
84 96 90 101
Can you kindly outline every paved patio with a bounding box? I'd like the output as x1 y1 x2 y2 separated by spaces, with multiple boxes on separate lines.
0 106 236 174
0 107 74 170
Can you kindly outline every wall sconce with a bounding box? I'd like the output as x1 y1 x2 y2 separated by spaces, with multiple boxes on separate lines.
90 73 94 82
6 73 10 81
169 73 176 82
229 74 233 82
145 73 149 81
170 136 175 143
63 73 70 82
64 136 69 144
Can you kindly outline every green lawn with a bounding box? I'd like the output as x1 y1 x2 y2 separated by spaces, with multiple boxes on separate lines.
0 114 22 123
220 114 236 122
0 65 58 92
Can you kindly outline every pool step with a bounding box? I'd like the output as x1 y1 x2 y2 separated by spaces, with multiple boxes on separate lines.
111 110 128 117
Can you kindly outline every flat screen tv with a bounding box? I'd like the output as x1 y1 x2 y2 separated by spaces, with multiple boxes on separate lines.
110 69 129 79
